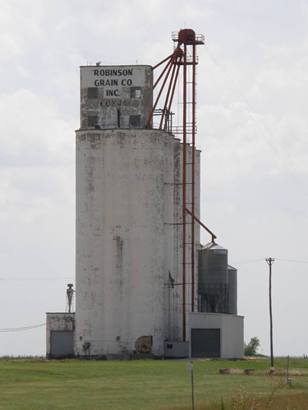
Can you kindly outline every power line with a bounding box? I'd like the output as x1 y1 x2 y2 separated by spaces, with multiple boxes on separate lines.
233 259 264 265
0 277 73 281
233 258 308 266
0 323 46 333
277 258 308 264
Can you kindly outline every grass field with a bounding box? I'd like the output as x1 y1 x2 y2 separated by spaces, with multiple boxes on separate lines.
0 357 307 409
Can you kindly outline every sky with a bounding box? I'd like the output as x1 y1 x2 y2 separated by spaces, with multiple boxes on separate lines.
0 0 307 357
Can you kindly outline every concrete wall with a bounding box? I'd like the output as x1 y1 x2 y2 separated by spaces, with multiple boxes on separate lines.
221 313 243 358
46 313 75 357
80 65 152 129
164 341 189 358
188 312 244 358
76 129 201 357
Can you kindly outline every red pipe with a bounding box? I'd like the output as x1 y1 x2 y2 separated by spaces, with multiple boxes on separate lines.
146 54 176 128
159 56 179 129
152 53 174 70
164 59 181 130
185 208 217 241
182 44 187 342
154 55 173 89
191 42 196 312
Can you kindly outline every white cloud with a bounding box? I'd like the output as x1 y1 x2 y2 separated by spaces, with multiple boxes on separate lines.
0 0 307 356
0 89 75 166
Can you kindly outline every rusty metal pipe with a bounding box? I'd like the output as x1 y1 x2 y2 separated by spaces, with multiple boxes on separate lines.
159 56 179 129
191 42 196 312
146 54 176 128
182 43 187 342
185 208 217 242
164 59 181 130
152 53 174 70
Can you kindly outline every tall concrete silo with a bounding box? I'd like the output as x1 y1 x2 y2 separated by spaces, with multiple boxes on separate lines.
46 30 244 360
75 64 200 357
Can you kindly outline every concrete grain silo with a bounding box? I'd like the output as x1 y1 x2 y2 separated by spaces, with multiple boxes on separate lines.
74 64 200 357
46 30 243 360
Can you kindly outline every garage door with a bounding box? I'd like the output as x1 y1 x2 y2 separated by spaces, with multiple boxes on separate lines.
50 331 74 358
191 328 220 358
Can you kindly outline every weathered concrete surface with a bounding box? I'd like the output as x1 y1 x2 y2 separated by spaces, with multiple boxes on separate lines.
46 313 75 357
80 65 152 129
75 129 201 357
188 312 244 359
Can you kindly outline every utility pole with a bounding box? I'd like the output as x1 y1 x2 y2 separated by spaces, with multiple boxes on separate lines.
266 257 275 368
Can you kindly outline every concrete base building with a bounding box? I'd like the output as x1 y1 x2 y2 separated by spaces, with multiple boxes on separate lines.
46 313 75 358
188 313 244 359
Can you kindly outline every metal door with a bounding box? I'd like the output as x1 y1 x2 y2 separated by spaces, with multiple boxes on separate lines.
50 331 74 358
191 328 220 358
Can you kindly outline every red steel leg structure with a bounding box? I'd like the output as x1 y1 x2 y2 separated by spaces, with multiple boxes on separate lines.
149 29 216 341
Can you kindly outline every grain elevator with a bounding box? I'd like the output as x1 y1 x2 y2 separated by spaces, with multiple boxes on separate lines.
46 29 244 359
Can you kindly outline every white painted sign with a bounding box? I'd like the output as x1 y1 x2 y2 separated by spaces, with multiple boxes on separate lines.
81 65 149 99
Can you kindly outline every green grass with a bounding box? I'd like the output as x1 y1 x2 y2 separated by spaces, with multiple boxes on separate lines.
0 358 307 409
